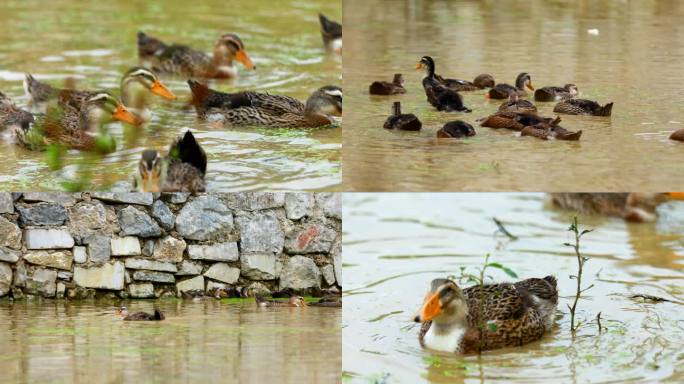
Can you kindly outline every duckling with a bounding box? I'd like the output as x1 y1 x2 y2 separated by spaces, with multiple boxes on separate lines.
116 306 165 321
383 101 421 131
133 130 206 193
436 73 496 92
255 295 307 307
670 129 684 141
0 92 34 132
416 56 471 113
369 74 406 95
553 99 613 116
414 277 557 354
137 32 254 78
437 121 476 138
188 80 342 128
488 73 534 99
498 93 537 114
534 84 579 102
319 13 342 53
550 193 684 222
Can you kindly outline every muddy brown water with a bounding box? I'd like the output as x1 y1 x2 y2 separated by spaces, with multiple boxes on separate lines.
0 0 341 191
342 193 684 383
0 299 341 383
343 0 684 191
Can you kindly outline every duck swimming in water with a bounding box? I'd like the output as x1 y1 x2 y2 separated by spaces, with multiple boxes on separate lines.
534 84 579 102
383 101 421 131
416 56 471 113
369 74 406 95
550 193 684 222
319 13 342 53
436 121 476 138
488 73 534 99
116 307 165 321
553 99 613 116
255 295 307 307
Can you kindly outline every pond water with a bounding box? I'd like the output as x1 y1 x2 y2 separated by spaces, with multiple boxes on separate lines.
343 0 684 191
0 299 341 383
342 193 684 383
0 0 341 192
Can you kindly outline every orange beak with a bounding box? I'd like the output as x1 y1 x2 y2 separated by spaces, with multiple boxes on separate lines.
150 80 176 100
112 104 137 125
415 292 441 323
526 82 535 91
415 62 423 70
235 50 255 70
667 192 684 200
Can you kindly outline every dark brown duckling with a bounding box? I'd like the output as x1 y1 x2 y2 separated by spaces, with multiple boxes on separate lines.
670 129 684 141
436 73 496 92
498 94 537 114
308 295 342 308
534 84 579 102
553 99 613 116
488 73 534 99
383 101 422 131
416 56 471 113
116 306 165 321
255 295 307 307
369 74 406 95
437 121 476 138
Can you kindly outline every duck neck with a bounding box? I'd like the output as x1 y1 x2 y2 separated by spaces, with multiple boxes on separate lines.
425 62 436 79
207 45 235 78
515 76 526 90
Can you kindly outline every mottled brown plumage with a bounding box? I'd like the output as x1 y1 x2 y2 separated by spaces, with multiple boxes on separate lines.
553 99 613 116
255 295 307 307
488 73 534 99
548 193 679 222
369 74 406 95
534 84 579 102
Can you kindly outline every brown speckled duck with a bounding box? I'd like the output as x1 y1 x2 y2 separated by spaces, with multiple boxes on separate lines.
369 74 406 95
436 73 495 92
116 307 165 321
488 73 534 99
256 295 307 307
534 84 579 102
498 93 537 114
415 277 558 354
550 193 684 222
437 121 476 139
553 99 613 116
383 102 421 131
0 92 34 133
480 111 581 141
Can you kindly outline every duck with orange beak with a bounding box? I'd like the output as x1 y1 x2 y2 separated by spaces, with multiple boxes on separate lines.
487 72 534 99
137 31 255 79
415 277 557 354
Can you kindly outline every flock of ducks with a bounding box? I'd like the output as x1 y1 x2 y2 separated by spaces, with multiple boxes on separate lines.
0 13 343 193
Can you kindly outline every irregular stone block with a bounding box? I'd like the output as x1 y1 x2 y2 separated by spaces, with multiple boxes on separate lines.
110 237 141 256
25 227 74 250
23 250 73 270
142 240 155 256
176 275 204 294
206 280 230 291
176 260 203 276
68 201 107 241
240 253 277 280
176 196 233 241
0 193 14 213
84 235 110 263
13 261 27 287
25 268 58 298
0 262 12 297
132 270 175 283
151 200 175 230
118 206 161 238
0 247 20 263
315 193 342 219
321 264 336 285
279 256 321 290
225 193 285 211
331 237 341 286
56 282 66 298
74 262 125 290
128 283 154 298
161 192 190 204
91 193 153 206
125 258 177 273
57 271 73 280
17 203 67 226
152 236 186 262
247 281 271 296
204 263 240 284
73 246 87 264
285 224 336 254
0 217 22 250
285 193 313 220
22 192 77 206
187 242 238 262
237 212 284 254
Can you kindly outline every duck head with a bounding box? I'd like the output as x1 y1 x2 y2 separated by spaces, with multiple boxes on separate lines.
216 33 255 70
416 56 436 78
136 149 166 192
414 279 468 326
392 73 405 86
121 67 176 104
116 306 129 317
305 85 342 117
85 92 138 125
473 74 496 89
290 296 307 307
515 73 534 91
564 84 579 96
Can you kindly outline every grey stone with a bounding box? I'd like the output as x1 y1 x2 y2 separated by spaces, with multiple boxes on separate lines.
85 235 111 264
151 200 175 230
285 193 314 220
23 250 73 270
204 263 240 284
0 216 21 250
161 192 190 204
321 264 336 285
240 253 277 280
0 193 14 213
152 236 186 262
17 203 67 226
332 237 341 285
56 282 66 298
25 227 74 250
225 193 285 211
118 206 161 237
68 201 107 241
279 256 321 290
74 262 125 290
13 261 27 287
142 240 155 256
110 237 141 256
128 283 154 298
237 211 284 254
73 246 87 263
132 270 175 283
247 282 272 296
124 270 132 284
57 271 73 280
25 268 58 298
176 275 204 294
125 258 177 273
0 262 11 297
176 196 233 241
176 260 203 276
316 193 342 219
0 247 20 263
285 224 336 254
22 192 77 206
206 280 230 292
91 193 153 206
187 242 238 262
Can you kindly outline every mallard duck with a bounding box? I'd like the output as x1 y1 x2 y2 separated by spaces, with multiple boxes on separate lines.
255 295 307 307
116 306 165 321
133 130 207 193
24 68 175 120
487 73 534 99
416 56 471 113
498 93 537 114
188 80 342 128
319 13 342 53
437 121 476 138
414 277 557 354
137 32 254 78
550 193 684 222
534 84 579 102
436 73 496 92
0 92 34 132
383 101 421 131
671 129 684 141
520 122 582 141
479 111 556 131
308 295 342 308
553 99 613 116
369 74 406 95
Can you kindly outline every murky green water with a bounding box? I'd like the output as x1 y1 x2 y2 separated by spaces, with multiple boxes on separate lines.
342 193 684 383
0 299 341 383
0 0 341 191
343 0 684 191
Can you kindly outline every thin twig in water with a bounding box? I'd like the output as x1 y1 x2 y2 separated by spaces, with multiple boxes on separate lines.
564 216 593 334
493 217 518 240
630 294 672 303
596 312 603 333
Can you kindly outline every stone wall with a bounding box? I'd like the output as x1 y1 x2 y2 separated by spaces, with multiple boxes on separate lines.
0 192 341 299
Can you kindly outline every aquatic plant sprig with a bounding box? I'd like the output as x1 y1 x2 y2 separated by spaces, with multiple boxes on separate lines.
564 216 594 333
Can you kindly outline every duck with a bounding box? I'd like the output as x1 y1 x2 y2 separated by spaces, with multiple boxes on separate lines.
255 295 307 307
319 13 342 53
498 93 537 114
383 101 421 131
414 277 557 354
437 121 476 138
369 74 406 95
0 92 34 132
534 84 579 102
549 193 684 222
133 130 207 193
416 56 471 113
187 80 342 128
137 31 254 78
308 295 342 308
553 99 613 116
24 67 176 121
116 306 165 321
670 129 684 141
487 73 534 99
436 73 496 92
479 111 556 131
520 121 582 141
